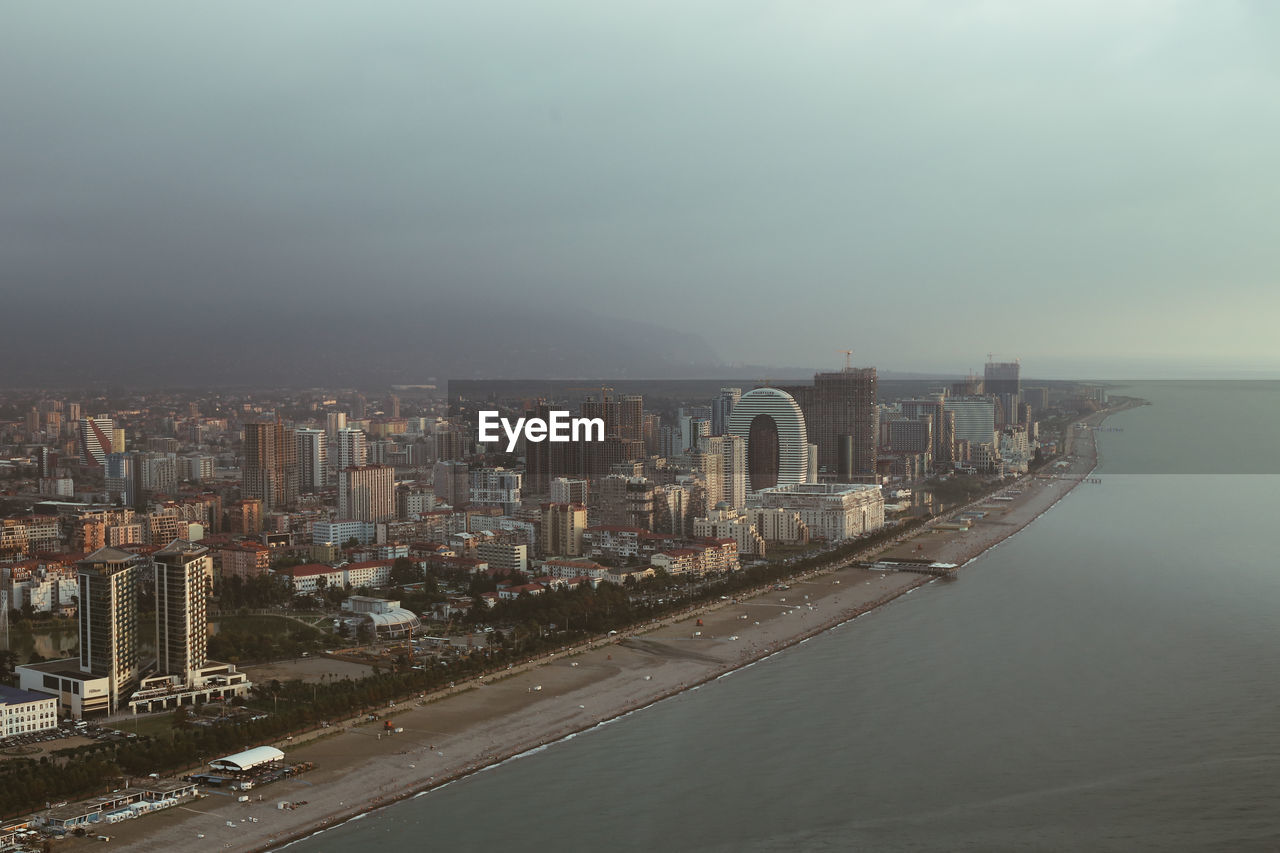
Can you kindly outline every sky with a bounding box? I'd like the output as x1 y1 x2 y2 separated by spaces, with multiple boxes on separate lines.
4 1 1280 382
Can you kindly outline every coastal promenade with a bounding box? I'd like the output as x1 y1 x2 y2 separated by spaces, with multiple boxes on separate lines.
103 406 1121 853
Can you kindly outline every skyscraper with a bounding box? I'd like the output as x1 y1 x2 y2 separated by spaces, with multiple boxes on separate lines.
339 464 395 521
79 416 114 466
432 460 470 507
541 502 587 557
336 427 368 471
727 388 810 492
242 421 299 511
78 547 141 713
153 540 211 682
944 398 997 448
326 411 348 439
704 435 746 509
295 428 327 493
712 387 741 436
104 452 137 506
783 367 878 482
985 360 1021 425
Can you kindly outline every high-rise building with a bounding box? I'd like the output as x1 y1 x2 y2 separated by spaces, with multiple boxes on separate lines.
79 416 114 466
138 452 177 496
326 411 348 440
541 502 587 557
389 395 400 419
152 540 211 683
902 397 951 464
469 467 522 515
727 388 810 492
886 418 933 455
339 465 395 522
432 460 470 507
77 547 141 713
985 360 1021 425
550 477 589 505
712 434 747 509
104 452 137 506
110 428 126 454
1025 386 1049 416
712 388 742 437
783 367 878 483
688 448 724 515
943 398 997 448
335 428 367 471
242 421 298 511
295 428 327 493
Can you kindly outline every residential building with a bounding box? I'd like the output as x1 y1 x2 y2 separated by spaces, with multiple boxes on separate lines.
541 502 587 557
339 465 395 522
295 428 327 493
469 468 522 515
242 421 298 511
432 460 469 507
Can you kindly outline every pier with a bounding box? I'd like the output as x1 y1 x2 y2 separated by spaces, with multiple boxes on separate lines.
859 559 959 577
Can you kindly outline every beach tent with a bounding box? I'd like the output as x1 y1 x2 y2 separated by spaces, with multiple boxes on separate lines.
209 746 285 773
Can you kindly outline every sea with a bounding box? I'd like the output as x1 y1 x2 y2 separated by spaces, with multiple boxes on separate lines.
289 381 1280 852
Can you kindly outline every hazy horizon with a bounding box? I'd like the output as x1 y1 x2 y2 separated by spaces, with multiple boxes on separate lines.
5 2 1278 382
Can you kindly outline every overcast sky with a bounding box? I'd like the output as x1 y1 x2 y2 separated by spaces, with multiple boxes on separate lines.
4 1 1279 380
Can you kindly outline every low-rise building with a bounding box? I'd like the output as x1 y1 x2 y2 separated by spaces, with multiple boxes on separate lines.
753 482 884 541
475 541 528 573
16 661 112 718
692 508 766 557
0 685 59 737
583 525 646 560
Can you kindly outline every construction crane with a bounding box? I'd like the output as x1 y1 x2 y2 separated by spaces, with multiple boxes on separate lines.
838 349 854 370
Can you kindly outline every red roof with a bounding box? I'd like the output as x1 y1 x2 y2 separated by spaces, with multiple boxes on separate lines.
345 559 394 570
281 563 341 578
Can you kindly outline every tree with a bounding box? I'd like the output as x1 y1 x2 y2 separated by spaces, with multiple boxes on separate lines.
171 706 191 729
390 557 419 586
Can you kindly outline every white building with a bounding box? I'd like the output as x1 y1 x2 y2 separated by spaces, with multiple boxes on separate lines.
335 428 367 473
727 388 810 492
470 468 522 515
475 541 528 572
0 685 59 736
313 519 376 546
692 507 766 557
999 425 1032 474
550 478 589 505
16 662 112 719
754 482 884 541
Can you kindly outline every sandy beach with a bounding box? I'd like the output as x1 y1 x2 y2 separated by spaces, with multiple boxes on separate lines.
97 407 1118 853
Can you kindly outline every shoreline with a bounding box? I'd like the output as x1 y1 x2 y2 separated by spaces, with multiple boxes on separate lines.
105 405 1122 853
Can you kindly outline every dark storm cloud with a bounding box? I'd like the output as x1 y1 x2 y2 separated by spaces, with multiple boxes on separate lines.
4 2 1280 382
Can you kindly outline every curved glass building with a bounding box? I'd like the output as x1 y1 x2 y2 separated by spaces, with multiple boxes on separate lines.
727 388 809 492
